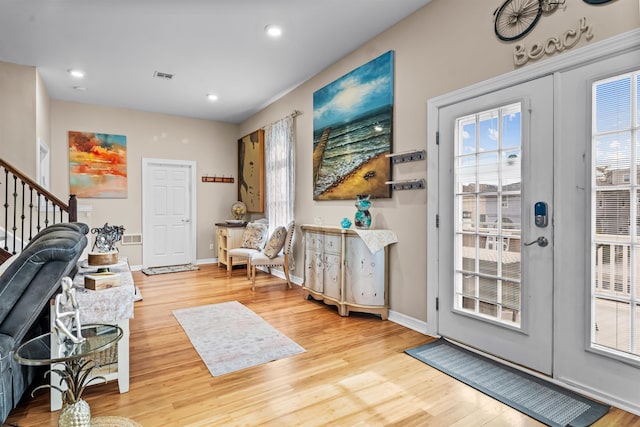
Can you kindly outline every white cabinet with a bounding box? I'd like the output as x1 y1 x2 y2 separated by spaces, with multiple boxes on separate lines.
301 225 390 320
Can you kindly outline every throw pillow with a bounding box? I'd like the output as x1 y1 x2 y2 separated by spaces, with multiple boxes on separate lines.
240 223 268 250
263 226 287 258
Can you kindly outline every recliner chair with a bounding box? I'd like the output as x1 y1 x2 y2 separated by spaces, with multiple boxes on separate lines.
0 223 88 423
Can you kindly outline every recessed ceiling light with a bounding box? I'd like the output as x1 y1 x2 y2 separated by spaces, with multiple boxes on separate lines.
207 94 218 101
264 24 282 38
68 69 85 78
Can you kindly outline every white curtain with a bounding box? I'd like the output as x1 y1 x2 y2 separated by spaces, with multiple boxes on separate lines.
264 115 295 235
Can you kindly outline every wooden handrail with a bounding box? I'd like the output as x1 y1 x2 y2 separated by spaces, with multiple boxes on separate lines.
0 158 78 255
0 158 71 211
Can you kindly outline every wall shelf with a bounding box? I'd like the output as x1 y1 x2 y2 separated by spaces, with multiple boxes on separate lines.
385 178 425 190
386 149 425 163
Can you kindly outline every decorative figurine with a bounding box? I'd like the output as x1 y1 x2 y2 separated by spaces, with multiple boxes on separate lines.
91 223 125 252
341 218 352 229
53 277 85 344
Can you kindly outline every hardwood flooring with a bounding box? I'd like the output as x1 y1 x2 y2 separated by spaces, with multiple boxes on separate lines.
5 264 640 426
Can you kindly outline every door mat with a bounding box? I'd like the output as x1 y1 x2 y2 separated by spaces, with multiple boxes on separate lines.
141 263 199 276
406 338 610 427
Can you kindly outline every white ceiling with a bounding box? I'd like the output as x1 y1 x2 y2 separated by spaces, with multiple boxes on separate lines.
0 0 431 124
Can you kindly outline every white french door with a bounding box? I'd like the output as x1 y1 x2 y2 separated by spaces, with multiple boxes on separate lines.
142 158 196 268
431 37 640 413
437 76 554 375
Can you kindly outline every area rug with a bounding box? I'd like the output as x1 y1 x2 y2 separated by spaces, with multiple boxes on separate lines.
406 339 610 427
173 301 305 376
133 286 143 302
141 263 199 276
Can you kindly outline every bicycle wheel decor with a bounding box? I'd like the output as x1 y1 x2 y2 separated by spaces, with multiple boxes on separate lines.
494 0 543 41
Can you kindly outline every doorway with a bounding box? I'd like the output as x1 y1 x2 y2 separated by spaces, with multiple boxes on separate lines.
142 158 197 268
427 34 640 413
437 76 554 375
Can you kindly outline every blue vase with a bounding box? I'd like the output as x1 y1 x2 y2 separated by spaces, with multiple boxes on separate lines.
354 195 372 230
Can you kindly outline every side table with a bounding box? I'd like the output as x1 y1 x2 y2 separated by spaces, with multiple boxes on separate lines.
49 257 135 410
14 324 122 426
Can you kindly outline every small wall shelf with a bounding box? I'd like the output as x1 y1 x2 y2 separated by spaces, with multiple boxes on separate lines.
386 149 425 164
385 178 425 191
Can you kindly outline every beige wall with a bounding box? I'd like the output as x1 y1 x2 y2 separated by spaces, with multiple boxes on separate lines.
1 0 637 322
239 0 640 322
0 61 37 176
50 101 239 265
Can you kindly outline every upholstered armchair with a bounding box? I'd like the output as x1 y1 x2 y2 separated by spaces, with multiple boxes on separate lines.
227 221 269 279
250 221 295 290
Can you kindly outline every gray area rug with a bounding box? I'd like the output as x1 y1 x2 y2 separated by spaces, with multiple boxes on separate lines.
141 263 199 276
406 339 610 427
173 301 305 376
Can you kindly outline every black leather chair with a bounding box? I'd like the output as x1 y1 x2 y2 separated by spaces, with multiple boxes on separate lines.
0 224 87 423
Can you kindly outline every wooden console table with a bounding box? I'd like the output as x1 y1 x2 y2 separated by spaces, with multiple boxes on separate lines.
49 257 134 411
215 222 247 272
301 225 397 320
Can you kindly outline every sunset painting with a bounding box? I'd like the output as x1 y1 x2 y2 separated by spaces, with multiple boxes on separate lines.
69 131 127 198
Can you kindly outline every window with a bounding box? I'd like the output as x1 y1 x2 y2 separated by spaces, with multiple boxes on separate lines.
591 70 640 359
454 103 522 326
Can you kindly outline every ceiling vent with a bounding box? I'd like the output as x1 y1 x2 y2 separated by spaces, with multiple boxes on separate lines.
153 71 174 80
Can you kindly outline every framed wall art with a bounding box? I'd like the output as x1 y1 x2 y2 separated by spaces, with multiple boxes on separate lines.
312 50 394 201
68 131 127 198
238 129 265 212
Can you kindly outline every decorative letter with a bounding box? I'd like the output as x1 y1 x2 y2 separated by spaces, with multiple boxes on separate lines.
514 44 528 66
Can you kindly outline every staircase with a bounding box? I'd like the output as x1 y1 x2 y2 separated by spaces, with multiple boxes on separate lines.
0 158 77 262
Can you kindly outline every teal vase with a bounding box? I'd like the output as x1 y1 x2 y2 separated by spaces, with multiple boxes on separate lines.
354 195 372 230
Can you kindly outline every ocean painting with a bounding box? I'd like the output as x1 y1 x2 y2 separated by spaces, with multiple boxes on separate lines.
313 51 394 200
69 131 127 198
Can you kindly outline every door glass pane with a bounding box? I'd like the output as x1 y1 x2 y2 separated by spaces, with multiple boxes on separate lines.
591 71 640 358
454 102 522 327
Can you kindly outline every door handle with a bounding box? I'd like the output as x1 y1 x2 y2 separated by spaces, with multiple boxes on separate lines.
524 236 548 247
181 219 190 223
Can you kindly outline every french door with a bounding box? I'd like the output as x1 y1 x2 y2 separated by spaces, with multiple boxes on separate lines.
437 76 554 375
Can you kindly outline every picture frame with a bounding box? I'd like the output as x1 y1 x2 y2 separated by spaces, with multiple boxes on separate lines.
238 129 265 212
312 50 394 200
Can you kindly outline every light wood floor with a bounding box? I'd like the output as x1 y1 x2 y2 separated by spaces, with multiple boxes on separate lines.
5 264 640 426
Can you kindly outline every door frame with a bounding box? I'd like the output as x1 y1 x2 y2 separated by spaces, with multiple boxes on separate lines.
141 158 197 268
426 28 640 337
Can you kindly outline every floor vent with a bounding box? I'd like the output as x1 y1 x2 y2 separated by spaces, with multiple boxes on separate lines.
122 234 142 245
153 71 174 80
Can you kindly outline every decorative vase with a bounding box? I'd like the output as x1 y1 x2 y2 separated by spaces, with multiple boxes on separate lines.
354 195 372 230
58 399 91 427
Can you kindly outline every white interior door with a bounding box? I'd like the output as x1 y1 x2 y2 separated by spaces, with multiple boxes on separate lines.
437 76 554 375
142 158 196 267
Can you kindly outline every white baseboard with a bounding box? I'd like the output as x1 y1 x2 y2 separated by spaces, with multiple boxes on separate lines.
388 310 430 335
196 258 217 265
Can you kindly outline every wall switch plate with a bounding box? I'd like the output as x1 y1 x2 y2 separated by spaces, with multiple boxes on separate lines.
209 243 214 250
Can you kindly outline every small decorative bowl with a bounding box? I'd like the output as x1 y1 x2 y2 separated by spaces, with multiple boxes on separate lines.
340 218 352 229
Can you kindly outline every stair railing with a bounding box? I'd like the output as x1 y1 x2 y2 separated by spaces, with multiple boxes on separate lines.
1 158 77 259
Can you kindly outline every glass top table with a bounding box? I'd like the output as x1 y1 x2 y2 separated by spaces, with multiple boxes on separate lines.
14 324 122 365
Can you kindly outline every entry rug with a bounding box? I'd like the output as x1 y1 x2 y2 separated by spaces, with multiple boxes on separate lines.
173 301 305 376
405 339 610 427
141 263 199 275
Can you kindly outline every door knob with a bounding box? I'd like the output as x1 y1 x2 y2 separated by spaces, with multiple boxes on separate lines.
524 236 548 247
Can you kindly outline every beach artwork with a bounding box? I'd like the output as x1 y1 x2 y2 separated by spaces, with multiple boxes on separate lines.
313 50 394 200
238 129 265 212
69 131 127 198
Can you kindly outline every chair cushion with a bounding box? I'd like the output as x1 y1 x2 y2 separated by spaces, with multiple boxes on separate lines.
263 226 287 258
227 247 260 258
240 223 268 250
